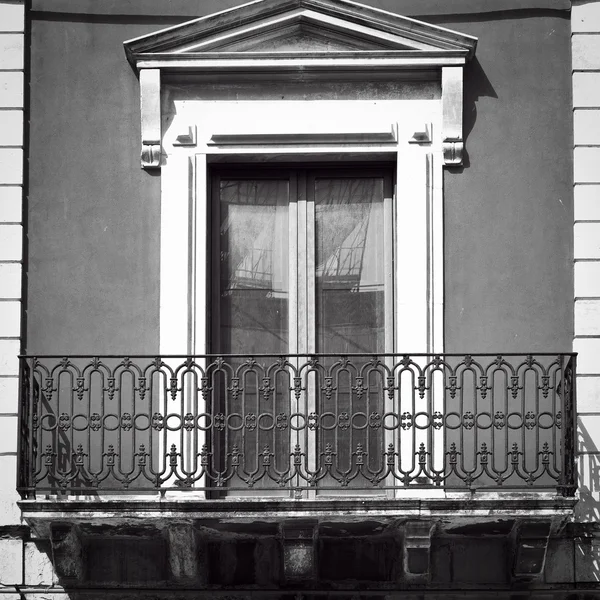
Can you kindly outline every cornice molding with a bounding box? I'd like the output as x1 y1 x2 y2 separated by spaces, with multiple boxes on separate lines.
124 0 477 64
124 0 477 169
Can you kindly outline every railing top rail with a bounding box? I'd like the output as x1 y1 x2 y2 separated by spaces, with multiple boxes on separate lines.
19 352 577 359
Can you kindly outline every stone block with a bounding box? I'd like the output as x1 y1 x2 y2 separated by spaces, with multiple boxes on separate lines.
283 544 313 580
575 222 600 259
579 414 600 454
576 300 600 336
0 148 22 184
573 34 600 70
0 415 17 453
544 538 574 583
0 340 19 375
0 377 18 414
573 1 600 32
282 521 316 582
0 263 21 299
0 300 20 338
0 72 23 108
0 33 23 70
167 524 200 584
575 453 600 521
25 541 55 586
0 110 22 147
575 535 600 582
575 261 600 297
0 3 24 32
575 148 600 184
254 538 280 586
51 525 83 582
0 455 20 526
0 538 23 585
575 109 600 145
430 540 452 584
577 375 600 413
574 338 600 374
574 73 600 108
0 224 22 261
0 187 22 224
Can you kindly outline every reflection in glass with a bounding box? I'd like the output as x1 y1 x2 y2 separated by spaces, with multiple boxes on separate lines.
218 179 290 490
315 177 385 355
314 177 386 488
219 179 289 355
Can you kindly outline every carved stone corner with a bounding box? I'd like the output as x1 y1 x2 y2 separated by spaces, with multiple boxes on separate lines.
141 143 162 169
50 523 84 582
403 520 436 580
442 140 464 166
173 125 197 147
281 520 317 582
512 520 552 579
409 123 432 145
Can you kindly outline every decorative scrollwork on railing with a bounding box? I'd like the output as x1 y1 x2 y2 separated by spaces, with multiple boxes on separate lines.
17 353 576 497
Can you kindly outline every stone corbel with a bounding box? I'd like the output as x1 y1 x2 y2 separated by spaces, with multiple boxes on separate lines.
513 521 552 579
442 66 464 167
140 68 161 169
167 523 204 585
281 520 317 582
50 523 84 582
403 520 436 580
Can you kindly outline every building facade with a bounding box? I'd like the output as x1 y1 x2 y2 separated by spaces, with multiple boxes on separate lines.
1 0 600 597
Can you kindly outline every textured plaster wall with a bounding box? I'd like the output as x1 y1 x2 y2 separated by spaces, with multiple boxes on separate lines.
438 12 573 352
25 2 574 355
13 0 590 592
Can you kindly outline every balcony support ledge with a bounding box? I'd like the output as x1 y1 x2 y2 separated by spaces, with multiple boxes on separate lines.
20 495 577 541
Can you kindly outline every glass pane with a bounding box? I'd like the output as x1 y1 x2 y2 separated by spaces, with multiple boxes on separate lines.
313 176 387 490
219 179 289 354
314 177 385 355
217 178 290 493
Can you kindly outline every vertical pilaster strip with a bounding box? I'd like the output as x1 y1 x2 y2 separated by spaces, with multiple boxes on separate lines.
0 0 25 535
441 66 464 166
572 1 600 520
140 68 161 169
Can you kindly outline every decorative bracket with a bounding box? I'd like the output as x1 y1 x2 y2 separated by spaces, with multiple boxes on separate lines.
442 66 464 166
140 69 161 169
50 524 83 582
403 520 436 580
281 520 317 582
512 520 552 579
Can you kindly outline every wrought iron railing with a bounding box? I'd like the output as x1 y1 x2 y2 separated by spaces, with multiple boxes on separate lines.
17 354 577 497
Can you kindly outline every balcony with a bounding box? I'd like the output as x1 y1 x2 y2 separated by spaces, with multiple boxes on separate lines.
16 353 578 585
18 352 576 497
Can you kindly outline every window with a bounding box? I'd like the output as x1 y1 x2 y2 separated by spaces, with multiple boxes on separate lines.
209 166 394 491
211 167 394 356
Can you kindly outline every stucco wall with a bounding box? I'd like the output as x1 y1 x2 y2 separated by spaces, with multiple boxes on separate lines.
26 1 574 355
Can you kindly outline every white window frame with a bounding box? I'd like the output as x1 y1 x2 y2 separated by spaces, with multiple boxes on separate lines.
123 0 476 498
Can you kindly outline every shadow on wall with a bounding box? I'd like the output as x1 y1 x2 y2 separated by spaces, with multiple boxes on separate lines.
574 420 600 582
460 56 498 170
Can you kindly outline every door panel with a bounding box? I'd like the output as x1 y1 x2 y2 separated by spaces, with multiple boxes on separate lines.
211 167 393 493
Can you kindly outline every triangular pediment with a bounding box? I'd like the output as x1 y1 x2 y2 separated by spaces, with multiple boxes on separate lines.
124 0 477 64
